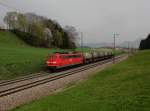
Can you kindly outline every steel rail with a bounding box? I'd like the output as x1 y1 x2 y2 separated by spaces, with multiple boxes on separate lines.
0 72 50 87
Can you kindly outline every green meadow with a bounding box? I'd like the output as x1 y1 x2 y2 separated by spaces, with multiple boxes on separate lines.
12 50 150 111
0 31 51 80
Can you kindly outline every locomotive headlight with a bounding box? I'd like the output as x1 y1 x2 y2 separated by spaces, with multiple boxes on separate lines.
46 61 56 64
52 61 56 64
46 61 50 64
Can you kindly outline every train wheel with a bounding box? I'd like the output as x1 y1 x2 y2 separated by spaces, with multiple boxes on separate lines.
48 67 56 73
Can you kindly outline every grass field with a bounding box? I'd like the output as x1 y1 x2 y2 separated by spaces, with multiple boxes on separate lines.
0 31 51 80
12 50 150 111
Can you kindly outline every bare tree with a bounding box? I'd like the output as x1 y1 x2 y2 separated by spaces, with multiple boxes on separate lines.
4 12 18 29
64 25 78 48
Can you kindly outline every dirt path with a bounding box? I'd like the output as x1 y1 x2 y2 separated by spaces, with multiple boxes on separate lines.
0 55 128 111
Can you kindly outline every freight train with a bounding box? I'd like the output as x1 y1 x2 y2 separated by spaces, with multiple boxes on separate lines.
46 51 113 71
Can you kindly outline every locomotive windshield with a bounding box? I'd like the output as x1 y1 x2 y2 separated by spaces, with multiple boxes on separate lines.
48 54 56 60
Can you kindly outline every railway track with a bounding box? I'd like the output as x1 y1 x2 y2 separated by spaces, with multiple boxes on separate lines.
0 55 124 97
0 72 50 87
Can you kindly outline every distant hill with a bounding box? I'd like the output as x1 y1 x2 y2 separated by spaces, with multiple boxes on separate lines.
118 39 142 49
85 38 142 49
84 42 113 48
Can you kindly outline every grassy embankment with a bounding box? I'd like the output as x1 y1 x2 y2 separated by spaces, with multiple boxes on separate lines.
12 50 150 111
0 31 51 80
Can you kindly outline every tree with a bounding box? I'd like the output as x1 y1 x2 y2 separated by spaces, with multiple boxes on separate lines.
44 28 53 47
17 14 27 32
139 34 150 50
64 26 78 48
30 21 45 46
4 12 18 29
52 30 63 47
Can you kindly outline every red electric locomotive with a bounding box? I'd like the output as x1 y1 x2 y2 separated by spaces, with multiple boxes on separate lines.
46 51 113 71
46 52 83 70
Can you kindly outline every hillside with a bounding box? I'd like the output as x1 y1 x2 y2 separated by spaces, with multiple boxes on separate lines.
0 30 50 80
12 50 150 111
0 30 28 47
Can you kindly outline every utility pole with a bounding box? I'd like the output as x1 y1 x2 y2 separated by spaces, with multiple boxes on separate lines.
128 41 130 57
113 33 119 63
81 32 83 52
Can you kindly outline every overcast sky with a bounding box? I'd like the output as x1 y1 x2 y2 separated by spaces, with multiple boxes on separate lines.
0 0 150 43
